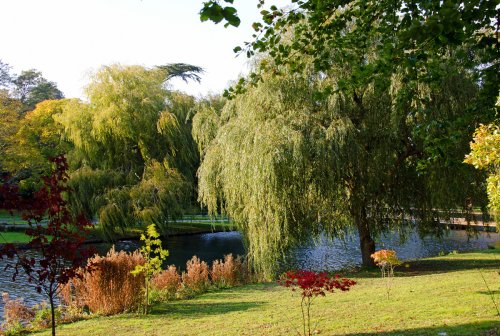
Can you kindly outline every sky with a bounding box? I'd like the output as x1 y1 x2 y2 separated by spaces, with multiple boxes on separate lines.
0 0 284 99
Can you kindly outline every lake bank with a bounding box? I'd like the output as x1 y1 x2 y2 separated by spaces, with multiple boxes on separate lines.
0 229 497 320
30 248 500 336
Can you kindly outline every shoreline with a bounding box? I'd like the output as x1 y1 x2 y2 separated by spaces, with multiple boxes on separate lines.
0 227 238 250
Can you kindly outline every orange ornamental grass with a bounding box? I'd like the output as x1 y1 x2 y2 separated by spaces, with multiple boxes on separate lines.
152 265 181 299
59 247 145 315
211 254 245 288
181 256 210 293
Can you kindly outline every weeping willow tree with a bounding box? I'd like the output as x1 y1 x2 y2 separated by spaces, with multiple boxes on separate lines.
196 51 495 277
196 0 498 277
54 64 202 237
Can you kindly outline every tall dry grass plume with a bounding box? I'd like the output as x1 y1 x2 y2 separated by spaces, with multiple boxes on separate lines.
211 254 245 288
181 256 210 293
60 247 144 315
151 265 181 299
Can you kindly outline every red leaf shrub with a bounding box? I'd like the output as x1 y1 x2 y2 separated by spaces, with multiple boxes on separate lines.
278 270 356 336
279 270 356 298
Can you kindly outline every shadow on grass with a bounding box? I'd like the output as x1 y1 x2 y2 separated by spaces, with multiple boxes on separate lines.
345 320 499 336
477 290 500 295
345 252 499 279
398 258 499 276
149 300 265 318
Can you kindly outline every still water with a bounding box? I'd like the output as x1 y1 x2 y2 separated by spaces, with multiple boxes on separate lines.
0 229 498 317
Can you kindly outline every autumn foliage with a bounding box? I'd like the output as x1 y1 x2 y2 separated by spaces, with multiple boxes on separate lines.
181 256 210 293
60 247 145 315
211 254 245 288
279 270 356 336
0 155 93 336
152 265 182 299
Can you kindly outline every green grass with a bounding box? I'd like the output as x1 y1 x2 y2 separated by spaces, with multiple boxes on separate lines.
0 231 32 243
33 248 500 336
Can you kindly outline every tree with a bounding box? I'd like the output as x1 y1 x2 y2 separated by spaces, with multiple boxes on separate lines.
200 1 497 99
12 69 63 112
465 96 500 227
0 156 93 336
0 91 23 171
54 64 202 236
0 61 65 197
8 99 73 179
0 60 12 89
131 224 169 314
196 1 498 275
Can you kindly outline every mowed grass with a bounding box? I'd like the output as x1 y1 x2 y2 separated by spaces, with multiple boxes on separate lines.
33 249 500 336
0 231 32 243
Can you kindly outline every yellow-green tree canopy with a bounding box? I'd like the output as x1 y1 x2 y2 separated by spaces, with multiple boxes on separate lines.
12 99 73 175
54 64 202 236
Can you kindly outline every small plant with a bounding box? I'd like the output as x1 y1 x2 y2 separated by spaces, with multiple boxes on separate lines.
59 247 145 315
211 254 244 288
1 292 35 333
2 320 25 336
151 265 181 301
371 249 402 299
32 302 62 329
278 270 356 336
181 256 210 294
131 224 169 314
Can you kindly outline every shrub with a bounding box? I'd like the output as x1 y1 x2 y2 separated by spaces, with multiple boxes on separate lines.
32 302 62 329
1 292 35 331
181 256 210 293
279 270 356 336
211 254 245 288
151 265 181 300
1 321 24 336
59 247 144 315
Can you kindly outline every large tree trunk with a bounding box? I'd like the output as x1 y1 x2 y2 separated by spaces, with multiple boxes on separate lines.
353 205 376 267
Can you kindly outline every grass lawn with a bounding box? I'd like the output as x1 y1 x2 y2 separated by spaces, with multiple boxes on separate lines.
0 231 32 243
33 248 500 336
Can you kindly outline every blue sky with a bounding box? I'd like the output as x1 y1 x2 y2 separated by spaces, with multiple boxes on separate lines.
1 0 285 99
